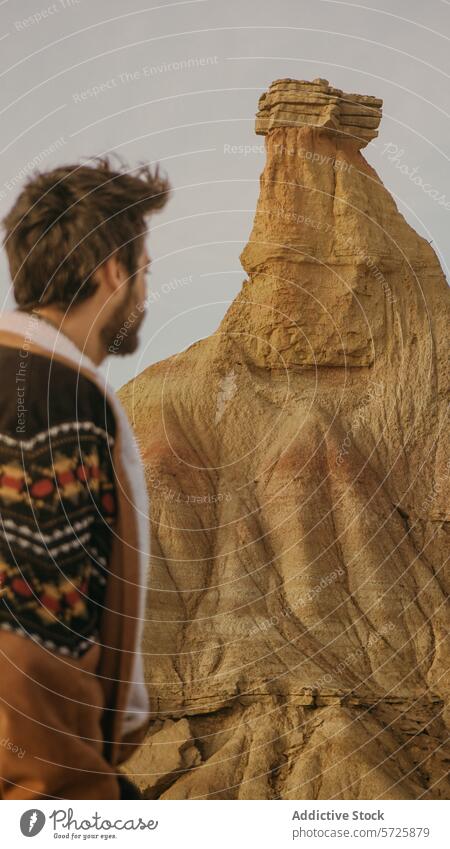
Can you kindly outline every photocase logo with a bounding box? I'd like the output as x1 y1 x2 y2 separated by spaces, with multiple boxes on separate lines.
20 809 46 837
19 807 158 838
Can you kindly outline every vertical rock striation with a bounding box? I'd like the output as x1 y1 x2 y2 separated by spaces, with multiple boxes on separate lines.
119 79 449 800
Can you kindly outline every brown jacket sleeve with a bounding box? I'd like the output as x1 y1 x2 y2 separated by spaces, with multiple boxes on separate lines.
0 632 122 800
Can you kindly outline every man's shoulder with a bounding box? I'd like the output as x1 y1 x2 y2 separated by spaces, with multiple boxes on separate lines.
0 343 116 440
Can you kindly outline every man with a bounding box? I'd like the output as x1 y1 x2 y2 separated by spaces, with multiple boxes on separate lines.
0 157 170 799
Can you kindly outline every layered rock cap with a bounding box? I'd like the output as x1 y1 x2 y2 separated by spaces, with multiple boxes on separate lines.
255 77 382 146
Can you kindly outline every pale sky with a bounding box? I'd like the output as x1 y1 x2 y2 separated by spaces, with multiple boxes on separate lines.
0 0 448 388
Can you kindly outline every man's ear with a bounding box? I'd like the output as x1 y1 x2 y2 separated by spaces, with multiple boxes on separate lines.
99 254 126 294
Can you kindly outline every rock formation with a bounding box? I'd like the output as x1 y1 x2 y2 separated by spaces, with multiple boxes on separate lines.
119 78 449 799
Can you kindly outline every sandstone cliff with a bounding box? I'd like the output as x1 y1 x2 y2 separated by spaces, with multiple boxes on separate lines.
119 79 449 799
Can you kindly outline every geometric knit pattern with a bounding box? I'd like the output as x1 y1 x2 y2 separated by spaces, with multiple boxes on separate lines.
0 344 117 658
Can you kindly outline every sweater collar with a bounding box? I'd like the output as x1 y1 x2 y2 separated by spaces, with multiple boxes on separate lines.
0 308 107 387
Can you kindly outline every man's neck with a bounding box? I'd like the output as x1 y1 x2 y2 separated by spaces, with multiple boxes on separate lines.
32 306 105 365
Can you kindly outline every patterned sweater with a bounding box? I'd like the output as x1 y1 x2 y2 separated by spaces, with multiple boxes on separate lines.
0 344 117 659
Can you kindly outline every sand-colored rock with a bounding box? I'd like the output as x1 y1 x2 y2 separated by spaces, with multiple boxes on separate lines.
119 79 449 799
125 718 201 798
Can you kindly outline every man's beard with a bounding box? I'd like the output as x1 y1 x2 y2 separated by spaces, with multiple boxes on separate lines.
100 285 145 356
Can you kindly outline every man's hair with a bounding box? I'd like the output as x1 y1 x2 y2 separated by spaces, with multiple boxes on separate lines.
2 155 171 309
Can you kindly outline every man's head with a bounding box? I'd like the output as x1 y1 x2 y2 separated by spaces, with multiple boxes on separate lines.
1 155 170 362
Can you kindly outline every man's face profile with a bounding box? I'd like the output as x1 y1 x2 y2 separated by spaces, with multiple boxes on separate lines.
101 247 151 357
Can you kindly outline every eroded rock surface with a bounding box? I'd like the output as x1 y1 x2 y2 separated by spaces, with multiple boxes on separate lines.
120 78 449 799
